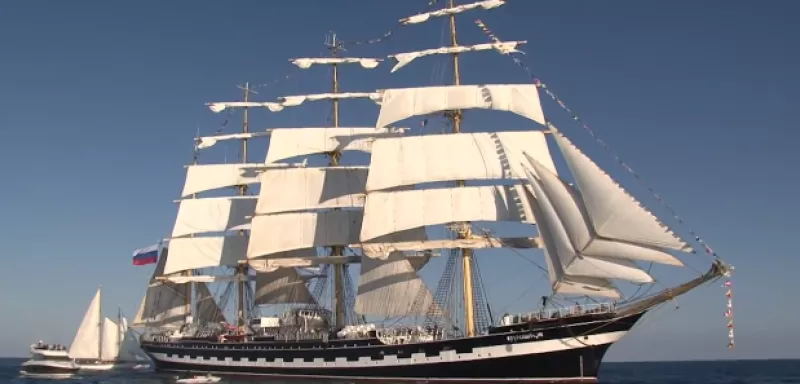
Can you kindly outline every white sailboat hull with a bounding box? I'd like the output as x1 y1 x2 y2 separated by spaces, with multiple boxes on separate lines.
76 360 143 371
77 362 115 371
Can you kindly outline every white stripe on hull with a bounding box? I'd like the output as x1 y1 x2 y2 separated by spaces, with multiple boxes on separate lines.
156 368 598 383
149 330 626 369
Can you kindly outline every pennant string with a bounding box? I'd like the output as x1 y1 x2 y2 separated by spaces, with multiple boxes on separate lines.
472 18 722 263
723 279 735 349
338 1 441 49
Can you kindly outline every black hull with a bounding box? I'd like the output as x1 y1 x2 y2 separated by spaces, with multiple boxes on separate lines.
142 312 644 383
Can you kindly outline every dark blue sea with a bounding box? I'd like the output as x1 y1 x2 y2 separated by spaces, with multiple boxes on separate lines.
1 358 797 384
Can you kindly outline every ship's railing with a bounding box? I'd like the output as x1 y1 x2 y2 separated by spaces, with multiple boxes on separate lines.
31 343 67 351
375 325 438 345
499 302 616 326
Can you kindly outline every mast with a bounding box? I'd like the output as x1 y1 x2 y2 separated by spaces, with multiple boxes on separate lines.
117 306 122 361
447 0 476 337
97 287 103 361
184 130 201 323
328 33 346 328
235 82 254 329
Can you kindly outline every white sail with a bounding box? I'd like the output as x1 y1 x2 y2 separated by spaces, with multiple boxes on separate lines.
133 248 188 329
248 210 362 258
360 130 548 257
131 296 146 327
374 85 546 129
195 283 227 324
254 267 316 305
360 185 533 242
68 288 101 360
523 153 683 267
255 167 367 215
365 132 556 192
100 317 120 361
163 235 247 275
171 196 257 238
117 318 147 362
524 167 653 284
354 252 435 317
136 282 188 330
249 126 409 260
264 127 406 164
551 132 692 252
180 163 264 197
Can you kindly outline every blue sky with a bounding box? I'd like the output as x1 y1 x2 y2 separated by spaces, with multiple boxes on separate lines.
0 0 797 361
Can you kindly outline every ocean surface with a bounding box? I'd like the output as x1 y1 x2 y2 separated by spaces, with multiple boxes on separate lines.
1 358 797 384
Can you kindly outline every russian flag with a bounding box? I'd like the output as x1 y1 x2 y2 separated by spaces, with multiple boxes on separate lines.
132 244 159 266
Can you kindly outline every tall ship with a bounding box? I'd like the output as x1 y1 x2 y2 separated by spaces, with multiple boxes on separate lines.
137 0 734 382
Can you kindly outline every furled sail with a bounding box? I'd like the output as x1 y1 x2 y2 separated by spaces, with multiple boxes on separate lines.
264 127 406 169
68 288 102 360
290 57 382 70
195 131 272 150
389 41 525 73
400 0 505 25
208 92 380 114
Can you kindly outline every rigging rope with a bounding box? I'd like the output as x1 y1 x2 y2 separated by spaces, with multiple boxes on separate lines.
472 18 723 263
337 1 441 49
474 16 737 348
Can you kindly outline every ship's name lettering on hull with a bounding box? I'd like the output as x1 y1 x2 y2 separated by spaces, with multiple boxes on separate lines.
506 332 544 342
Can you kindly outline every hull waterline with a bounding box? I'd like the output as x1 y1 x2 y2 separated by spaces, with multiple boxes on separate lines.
19 360 80 377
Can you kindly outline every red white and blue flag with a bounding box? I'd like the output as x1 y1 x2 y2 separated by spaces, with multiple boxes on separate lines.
132 244 159 266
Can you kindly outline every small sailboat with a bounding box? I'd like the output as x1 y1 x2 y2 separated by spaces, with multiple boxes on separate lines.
69 287 148 371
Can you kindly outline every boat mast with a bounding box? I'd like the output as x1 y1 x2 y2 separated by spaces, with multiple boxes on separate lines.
97 287 103 361
447 0 476 337
235 82 254 330
117 306 122 361
328 33 346 328
185 135 201 323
